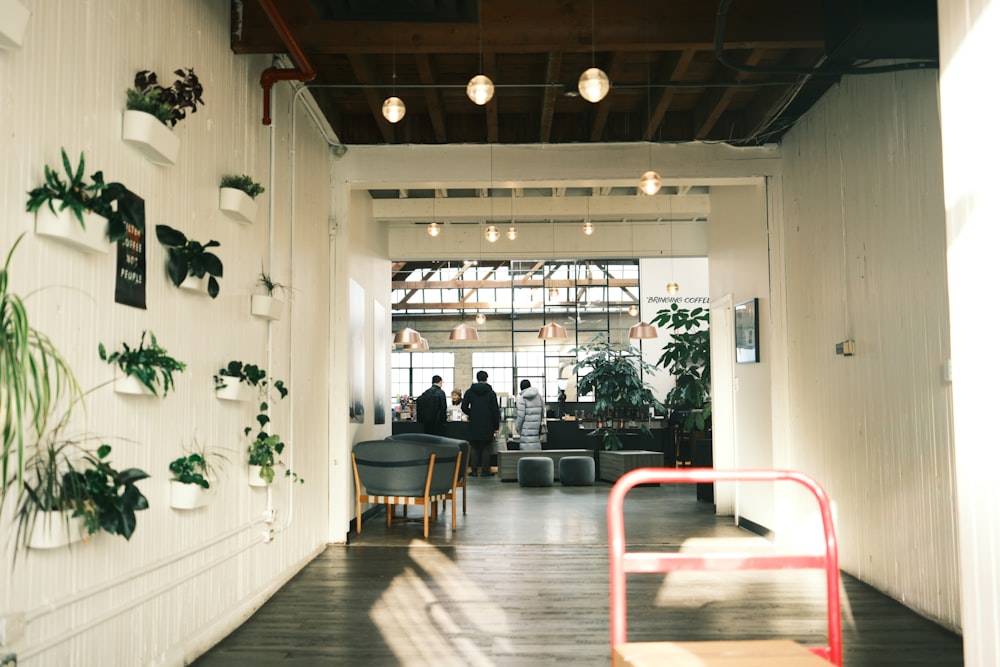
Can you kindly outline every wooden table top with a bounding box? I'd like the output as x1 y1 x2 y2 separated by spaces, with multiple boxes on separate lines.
613 639 833 666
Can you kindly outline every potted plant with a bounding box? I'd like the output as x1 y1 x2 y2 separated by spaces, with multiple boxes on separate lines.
60 444 149 540
219 174 265 224
0 0 30 50
12 438 87 552
25 148 127 253
250 266 290 321
213 360 267 402
122 68 205 165
650 304 712 432
239 371 301 486
1 234 82 502
155 224 223 298
572 334 662 451
99 330 186 397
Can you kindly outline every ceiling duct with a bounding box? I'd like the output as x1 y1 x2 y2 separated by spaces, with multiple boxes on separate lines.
822 0 938 61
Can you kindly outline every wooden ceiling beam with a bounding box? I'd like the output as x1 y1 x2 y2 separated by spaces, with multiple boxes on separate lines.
347 53 396 143
693 48 765 139
644 49 696 141
414 53 448 142
539 51 563 143
590 51 628 142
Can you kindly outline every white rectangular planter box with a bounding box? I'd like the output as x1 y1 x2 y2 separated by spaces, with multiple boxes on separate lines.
248 465 269 487
219 187 258 224
251 294 284 320
35 206 109 254
170 480 213 510
114 374 155 397
0 0 30 50
122 110 179 166
179 274 208 295
215 376 253 402
28 511 85 550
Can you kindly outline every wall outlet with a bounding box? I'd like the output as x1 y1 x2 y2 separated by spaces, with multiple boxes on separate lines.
1 652 17 667
262 528 275 544
0 613 24 646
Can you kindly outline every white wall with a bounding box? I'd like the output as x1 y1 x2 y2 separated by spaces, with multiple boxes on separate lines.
938 1 1000 663
0 1 333 664
776 70 960 629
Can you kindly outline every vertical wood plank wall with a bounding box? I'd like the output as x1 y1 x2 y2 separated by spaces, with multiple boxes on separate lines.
0 1 333 664
777 70 960 629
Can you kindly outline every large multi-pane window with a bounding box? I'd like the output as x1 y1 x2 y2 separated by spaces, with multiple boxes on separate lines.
471 351 515 396
391 352 454 400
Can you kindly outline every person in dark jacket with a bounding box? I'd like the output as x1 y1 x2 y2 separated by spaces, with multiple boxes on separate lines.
462 370 500 477
417 375 448 436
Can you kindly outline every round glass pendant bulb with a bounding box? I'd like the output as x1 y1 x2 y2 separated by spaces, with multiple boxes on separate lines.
427 222 440 237
466 74 495 105
582 221 595 235
506 225 518 241
382 96 406 123
578 67 610 103
666 281 680 295
485 225 500 242
628 304 639 317
475 313 487 324
639 170 662 195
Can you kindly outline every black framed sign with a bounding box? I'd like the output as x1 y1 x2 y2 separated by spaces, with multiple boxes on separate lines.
735 298 759 364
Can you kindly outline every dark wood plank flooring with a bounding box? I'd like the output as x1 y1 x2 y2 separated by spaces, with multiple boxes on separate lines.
193 475 963 666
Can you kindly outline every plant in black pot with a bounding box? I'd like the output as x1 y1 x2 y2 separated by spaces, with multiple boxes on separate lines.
650 303 711 432
99 330 186 397
126 68 205 128
572 334 662 450
155 224 223 298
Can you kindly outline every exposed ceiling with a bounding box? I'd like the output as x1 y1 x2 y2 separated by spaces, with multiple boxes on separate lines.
231 0 938 148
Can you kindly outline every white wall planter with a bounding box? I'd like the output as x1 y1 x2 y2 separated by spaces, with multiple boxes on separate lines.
179 274 208 295
122 110 179 166
248 465 268 487
114 374 155 397
169 480 212 510
251 294 284 321
215 376 253 402
28 511 85 550
219 188 258 224
0 0 30 50
34 206 109 254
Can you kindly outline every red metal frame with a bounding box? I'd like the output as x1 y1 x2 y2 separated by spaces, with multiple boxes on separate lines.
608 468 842 666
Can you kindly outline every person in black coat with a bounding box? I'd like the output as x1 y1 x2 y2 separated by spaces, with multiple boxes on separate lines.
461 370 500 477
417 375 449 436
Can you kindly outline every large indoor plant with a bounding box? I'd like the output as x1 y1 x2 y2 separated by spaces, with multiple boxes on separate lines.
650 303 711 432
155 224 223 298
99 330 186 397
1 234 82 500
572 334 661 450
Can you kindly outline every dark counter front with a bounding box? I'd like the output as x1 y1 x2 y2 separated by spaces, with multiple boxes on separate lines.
542 420 671 454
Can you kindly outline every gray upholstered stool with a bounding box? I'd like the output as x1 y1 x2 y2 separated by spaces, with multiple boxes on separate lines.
517 457 554 487
559 456 596 486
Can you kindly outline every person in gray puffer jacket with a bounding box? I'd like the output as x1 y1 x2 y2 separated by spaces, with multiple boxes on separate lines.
514 379 546 450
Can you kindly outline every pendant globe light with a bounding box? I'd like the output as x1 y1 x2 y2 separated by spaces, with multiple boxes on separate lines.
475 312 487 325
578 0 610 103
427 222 441 237
485 225 500 242
382 24 405 123
628 304 639 317
639 167 662 196
466 6 494 105
638 45 661 195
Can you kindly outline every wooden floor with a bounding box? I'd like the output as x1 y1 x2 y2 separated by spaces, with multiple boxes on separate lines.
192 474 964 666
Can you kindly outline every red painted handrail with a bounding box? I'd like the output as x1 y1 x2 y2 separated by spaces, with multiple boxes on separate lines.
607 467 842 666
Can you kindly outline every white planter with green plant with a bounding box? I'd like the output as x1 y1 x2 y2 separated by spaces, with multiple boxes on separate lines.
34 206 109 255
0 0 30 50
100 330 186 398
219 175 264 224
250 268 290 321
155 224 223 299
27 510 85 549
122 68 204 166
247 465 267 488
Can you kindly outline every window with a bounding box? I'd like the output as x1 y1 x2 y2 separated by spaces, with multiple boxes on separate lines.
391 352 454 399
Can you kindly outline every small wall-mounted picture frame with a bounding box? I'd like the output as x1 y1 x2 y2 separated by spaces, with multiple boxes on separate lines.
735 298 759 364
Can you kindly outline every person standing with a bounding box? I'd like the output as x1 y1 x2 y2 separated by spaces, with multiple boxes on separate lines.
514 379 545 450
417 375 448 436
462 370 500 477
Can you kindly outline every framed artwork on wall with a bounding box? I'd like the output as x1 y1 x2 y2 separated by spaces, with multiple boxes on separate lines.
735 298 759 364
349 279 366 423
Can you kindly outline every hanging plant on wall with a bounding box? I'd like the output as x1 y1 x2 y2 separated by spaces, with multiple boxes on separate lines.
155 224 223 298
99 330 187 397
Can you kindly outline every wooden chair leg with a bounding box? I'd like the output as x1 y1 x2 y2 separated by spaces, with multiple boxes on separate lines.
462 483 467 514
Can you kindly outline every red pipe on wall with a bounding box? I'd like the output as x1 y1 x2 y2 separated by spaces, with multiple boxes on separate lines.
256 0 317 125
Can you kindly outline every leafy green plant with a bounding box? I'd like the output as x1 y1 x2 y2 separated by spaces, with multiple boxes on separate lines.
99 330 186 398
11 438 87 554
25 148 134 242
239 370 301 485
220 174 265 200
169 454 209 488
126 68 205 128
213 360 268 390
1 234 82 499
650 304 711 432
155 224 223 298
63 444 149 540
572 334 662 450
257 265 291 298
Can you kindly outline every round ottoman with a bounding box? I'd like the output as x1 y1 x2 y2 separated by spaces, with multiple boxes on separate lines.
517 457 554 487
559 456 596 486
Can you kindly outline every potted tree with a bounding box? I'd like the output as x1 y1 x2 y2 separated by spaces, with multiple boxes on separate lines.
123 68 205 165
219 174 265 224
213 360 266 402
250 267 290 321
1 234 81 502
99 330 186 397
650 304 712 432
155 224 223 298
25 148 132 254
